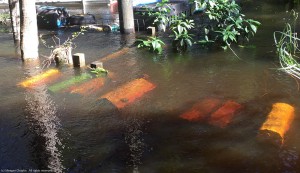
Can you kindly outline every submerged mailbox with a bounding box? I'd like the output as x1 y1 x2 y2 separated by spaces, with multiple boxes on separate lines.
259 102 295 145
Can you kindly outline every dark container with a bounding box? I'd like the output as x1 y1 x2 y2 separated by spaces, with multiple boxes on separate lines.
68 14 96 26
36 6 69 29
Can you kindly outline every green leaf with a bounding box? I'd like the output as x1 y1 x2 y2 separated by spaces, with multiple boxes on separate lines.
180 39 184 46
245 26 249 33
186 39 193 46
250 24 257 33
221 45 228 50
205 35 209 41
223 35 229 41
226 24 234 30
205 28 209 34
249 19 261 26
152 41 158 49
229 35 236 42
178 25 183 34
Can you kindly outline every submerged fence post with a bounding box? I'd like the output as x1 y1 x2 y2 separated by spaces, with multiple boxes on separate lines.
73 53 85 67
90 61 103 69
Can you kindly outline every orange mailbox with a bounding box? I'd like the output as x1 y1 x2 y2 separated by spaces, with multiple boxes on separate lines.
180 98 221 121
19 69 60 88
101 78 156 109
208 100 242 128
259 103 295 143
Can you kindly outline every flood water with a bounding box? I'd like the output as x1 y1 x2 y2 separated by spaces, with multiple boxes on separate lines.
1 1 300 173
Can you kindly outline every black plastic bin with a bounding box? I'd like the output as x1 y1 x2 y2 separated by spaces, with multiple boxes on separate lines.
68 14 96 26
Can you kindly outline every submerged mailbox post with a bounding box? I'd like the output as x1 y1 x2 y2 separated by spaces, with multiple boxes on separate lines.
180 99 242 128
101 78 156 109
73 53 85 67
259 103 295 145
208 100 242 128
180 98 222 121
68 77 105 96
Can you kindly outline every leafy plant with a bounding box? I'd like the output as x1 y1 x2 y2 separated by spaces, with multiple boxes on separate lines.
137 36 165 54
0 12 10 25
274 10 300 79
170 14 195 52
90 67 108 77
191 0 261 57
143 0 171 32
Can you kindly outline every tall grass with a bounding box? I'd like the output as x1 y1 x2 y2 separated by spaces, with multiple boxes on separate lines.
274 10 300 79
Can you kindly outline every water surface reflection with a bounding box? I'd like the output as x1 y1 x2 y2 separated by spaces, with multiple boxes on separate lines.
1 1 300 173
23 62 63 172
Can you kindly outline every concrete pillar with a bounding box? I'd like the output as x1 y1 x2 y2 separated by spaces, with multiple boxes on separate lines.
20 0 39 60
82 0 87 14
118 0 135 34
9 0 20 42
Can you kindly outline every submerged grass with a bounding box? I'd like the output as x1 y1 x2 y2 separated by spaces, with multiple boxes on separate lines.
48 73 92 92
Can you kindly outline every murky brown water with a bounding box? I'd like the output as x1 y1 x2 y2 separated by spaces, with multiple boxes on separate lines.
1 1 300 173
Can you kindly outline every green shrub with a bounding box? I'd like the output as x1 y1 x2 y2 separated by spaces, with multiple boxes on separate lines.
137 36 165 54
191 0 260 57
274 10 300 79
142 0 171 32
170 14 195 52
0 13 10 25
